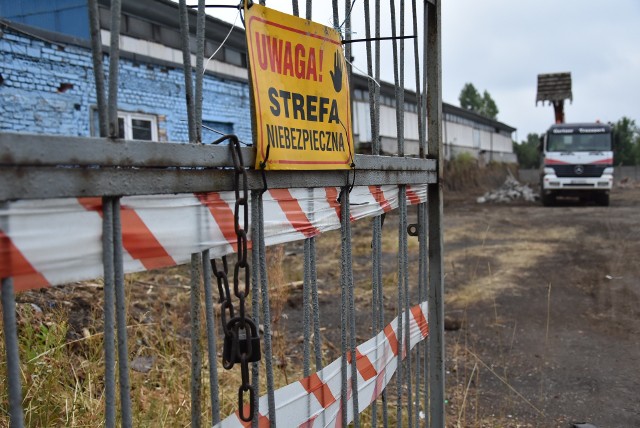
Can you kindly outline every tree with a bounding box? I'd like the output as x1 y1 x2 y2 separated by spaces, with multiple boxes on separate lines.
459 83 482 112
612 117 640 165
458 83 499 120
513 133 540 168
479 90 499 120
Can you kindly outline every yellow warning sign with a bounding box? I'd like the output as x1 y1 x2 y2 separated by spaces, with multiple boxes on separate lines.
245 4 354 170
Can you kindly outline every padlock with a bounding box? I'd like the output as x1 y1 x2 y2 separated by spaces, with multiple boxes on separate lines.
222 317 261 366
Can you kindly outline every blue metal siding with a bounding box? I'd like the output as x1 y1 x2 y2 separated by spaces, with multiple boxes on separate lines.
0 27 253 145
1 0 89 39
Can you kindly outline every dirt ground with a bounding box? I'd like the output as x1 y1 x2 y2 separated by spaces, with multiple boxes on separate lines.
7 182 640 427
442 184 640 427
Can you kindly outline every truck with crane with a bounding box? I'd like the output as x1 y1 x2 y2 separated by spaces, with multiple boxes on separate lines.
536 73 614 206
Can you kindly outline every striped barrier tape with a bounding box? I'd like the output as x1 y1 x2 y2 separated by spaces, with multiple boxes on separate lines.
0 184 426 292
216 301 429 427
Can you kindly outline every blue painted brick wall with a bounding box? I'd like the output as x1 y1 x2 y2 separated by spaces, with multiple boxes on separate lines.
0 27 253 144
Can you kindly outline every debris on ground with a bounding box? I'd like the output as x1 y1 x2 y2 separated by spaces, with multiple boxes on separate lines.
617 177 640 188
477 173 539 203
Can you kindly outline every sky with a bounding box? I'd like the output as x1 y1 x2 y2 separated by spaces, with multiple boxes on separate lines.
203 0 640 142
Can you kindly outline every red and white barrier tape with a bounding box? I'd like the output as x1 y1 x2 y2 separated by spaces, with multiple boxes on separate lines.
216 301 428 427
0 185 426 291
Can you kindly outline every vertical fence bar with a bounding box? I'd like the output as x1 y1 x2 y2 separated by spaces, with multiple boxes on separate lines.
87 0 107 138
339 190 349 427
343 1 360 425
113 198 133 427
190 253 203 427
250 191 261 426
426 0 445 427
101 198 117 428
178 2 203 426
418 202 429 424
258 193 276 423
1 201 24 428
107 0 122 139
310 240 322 372
178 0 197 143
202 250 221 424
195 0 205 144
412 0 427 423
346 200 360 428
303 239 312 378
412 0 426 158
1 276 24 428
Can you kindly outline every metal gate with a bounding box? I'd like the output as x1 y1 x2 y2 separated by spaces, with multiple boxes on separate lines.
0 0 443 426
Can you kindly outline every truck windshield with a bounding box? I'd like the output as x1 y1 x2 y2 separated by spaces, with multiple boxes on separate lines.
547 132 611 152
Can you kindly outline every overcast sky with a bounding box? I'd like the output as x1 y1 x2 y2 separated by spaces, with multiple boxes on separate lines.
208 0 640 141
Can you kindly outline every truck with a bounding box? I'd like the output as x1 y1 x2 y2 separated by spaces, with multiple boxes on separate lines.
539 122 614 206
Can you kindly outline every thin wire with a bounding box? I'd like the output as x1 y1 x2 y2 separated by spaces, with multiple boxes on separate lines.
203 10 240 74
344 56 380 88
338 0 358 31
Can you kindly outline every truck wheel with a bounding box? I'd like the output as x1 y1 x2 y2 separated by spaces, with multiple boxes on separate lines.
597 193 610 207
541 192 555 207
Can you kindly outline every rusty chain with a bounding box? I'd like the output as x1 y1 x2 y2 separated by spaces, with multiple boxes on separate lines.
210 134 261 422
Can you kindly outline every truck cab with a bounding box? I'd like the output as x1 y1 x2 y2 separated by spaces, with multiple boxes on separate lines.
539 123 613 206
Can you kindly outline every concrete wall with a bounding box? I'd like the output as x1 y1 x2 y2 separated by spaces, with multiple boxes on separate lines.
0 27 253 144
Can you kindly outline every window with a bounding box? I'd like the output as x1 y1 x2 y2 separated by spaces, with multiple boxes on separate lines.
91 109 158 141
472 128 481 148
224 48 244 67
118 113 158 140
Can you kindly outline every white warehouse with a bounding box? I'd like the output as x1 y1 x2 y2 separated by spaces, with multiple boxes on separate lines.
351 75 517 162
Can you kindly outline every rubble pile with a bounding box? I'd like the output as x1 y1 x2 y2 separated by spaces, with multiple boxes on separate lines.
477 173 539 203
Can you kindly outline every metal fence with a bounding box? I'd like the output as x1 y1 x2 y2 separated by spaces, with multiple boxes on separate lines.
0 0 444 426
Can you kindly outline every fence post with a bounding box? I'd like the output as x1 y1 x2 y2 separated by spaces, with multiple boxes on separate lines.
426 0 446 427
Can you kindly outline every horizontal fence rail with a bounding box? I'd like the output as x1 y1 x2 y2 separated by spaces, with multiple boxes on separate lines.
0 132 436 199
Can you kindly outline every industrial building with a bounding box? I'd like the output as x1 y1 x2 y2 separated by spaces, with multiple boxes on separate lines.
1 0 516 162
